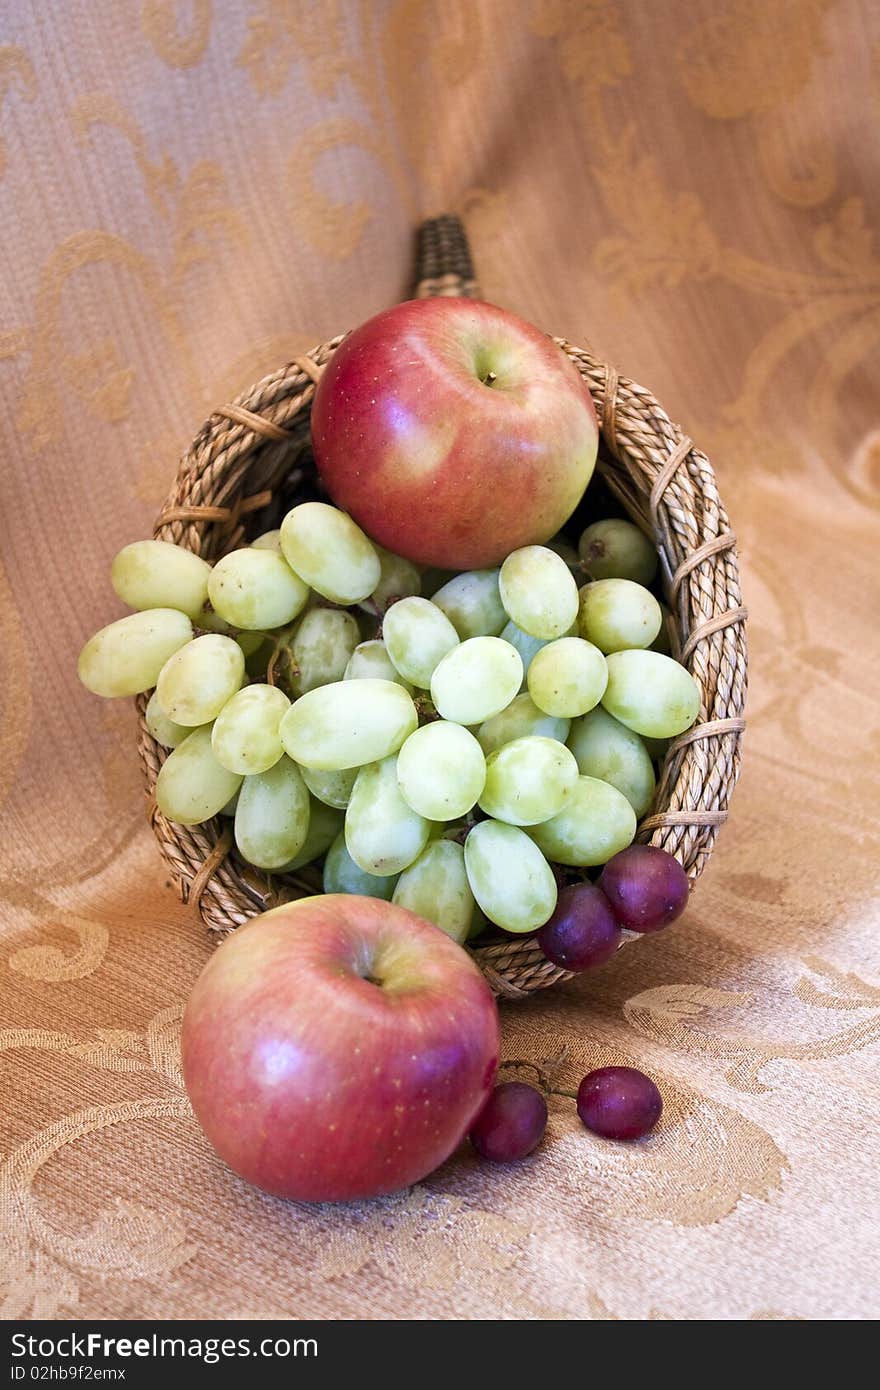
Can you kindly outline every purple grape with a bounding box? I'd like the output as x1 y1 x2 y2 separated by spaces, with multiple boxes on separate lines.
537 883 622 971
576 1066 662 1140
598 844 689 933
468 1081 548 1162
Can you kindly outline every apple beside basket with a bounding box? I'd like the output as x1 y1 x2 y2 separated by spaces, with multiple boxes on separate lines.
137 216 747 999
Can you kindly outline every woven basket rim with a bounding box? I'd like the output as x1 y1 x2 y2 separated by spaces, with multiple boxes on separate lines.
136 320 747 1000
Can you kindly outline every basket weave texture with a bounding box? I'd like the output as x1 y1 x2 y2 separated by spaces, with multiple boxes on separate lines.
137 217 747 1000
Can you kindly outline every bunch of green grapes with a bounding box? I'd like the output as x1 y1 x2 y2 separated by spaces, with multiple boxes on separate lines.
79 507 699 943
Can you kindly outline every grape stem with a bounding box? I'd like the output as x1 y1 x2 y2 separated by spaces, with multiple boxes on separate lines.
266 626 300 693
499 1047 573 1099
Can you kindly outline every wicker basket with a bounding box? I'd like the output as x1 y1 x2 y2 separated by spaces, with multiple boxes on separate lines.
138 216 747 1000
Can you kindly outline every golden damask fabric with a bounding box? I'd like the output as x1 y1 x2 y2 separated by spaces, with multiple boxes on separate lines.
1 1 878 1320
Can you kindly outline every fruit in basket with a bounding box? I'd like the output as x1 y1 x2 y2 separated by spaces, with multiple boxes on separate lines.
476 692 570 754
76 496 701 952
601 649 701 738
233 756 311 870
537 882 622 971
280 501 381 605
78 608 193 697
498 545 579 639
345 754 432 876
180 896 500 1201
289 608 360 695
211 683 290 775
383 596 460 687
309 298 599 569
526 636 608 718
396 721 486 821
529 775 636 867
279 678 418 770
464 819 557 933
567 706 656 817
323 831 399 899
578 518 657 586
430 636 523 724
156 634 245 727
599 844 690 933
344 638 411 687
111 539 212 620
578 578 662 654
207 547 309 630
144 690 189 749
430 569 507 638
155 724 243 825
392 839 475 943
478 735 578 826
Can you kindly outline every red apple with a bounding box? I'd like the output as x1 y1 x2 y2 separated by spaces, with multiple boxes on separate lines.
181 895 499 1201
310 298 599 569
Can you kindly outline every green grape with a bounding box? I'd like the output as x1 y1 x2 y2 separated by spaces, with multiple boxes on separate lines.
382 596 460 688
280 799 344 871
528 775 636 867
499 545 580 639
392 840 475 944
234 756 311 869
464 820 557 934
207 548 309 631
479 735 579 826
578 518 657 585
110 539 211 621
361 544 421 613
567 705 656 817
279 678 418 770
396 721 486 821
78 609 193 698
430 636 522 724
210 683 290 775
323 831 399 900
155 724 242 825
344 639 412 689
526 636 608 718
156 633 244 726
345 755 431 876
290 608 360 696
250 529 283 552
144 690 189 749
577 578 662 654
431 570 507 638
300 763 358 809
650 603 673 655
476 692 570 756
219 789 239 817
602 649 700 738
280 501 381 605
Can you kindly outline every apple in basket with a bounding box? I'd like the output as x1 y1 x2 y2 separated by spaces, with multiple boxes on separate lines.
310 297 599 570
181 895 500 1202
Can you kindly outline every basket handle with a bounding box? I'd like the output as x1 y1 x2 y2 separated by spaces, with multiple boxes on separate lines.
414 215 481 299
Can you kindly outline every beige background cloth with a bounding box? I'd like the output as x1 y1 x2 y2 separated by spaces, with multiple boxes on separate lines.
1 0 879 1320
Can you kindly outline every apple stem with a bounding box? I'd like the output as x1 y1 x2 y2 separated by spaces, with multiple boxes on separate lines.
483 371 497 386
